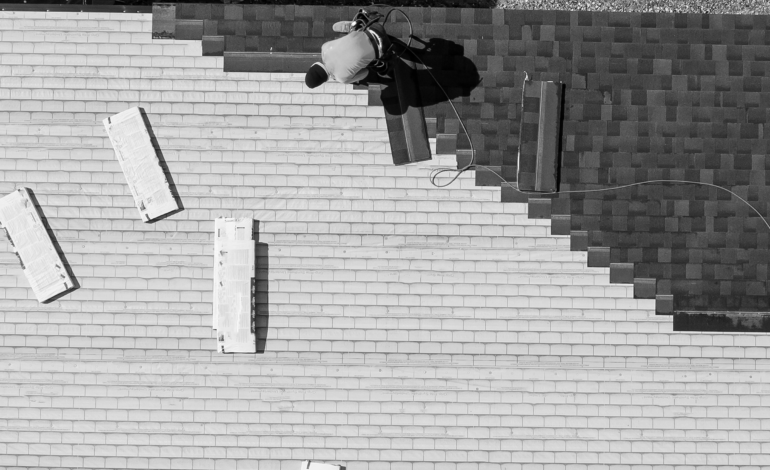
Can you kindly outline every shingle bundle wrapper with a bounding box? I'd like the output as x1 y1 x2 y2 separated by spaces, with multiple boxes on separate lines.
0 188 74 303
213 217 257 353
301 461 343 470
103 107 180 222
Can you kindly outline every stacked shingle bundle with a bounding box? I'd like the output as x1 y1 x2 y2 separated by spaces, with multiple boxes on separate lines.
517 79 563 193
0 188 74 303
213 217 258 353
103 107 180 223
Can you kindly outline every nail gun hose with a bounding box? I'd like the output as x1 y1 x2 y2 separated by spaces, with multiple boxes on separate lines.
382 8 413 60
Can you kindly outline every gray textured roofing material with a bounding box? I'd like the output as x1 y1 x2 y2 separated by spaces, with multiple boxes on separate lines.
164 4 770 323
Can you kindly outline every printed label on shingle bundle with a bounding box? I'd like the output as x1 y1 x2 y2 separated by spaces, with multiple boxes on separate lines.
103 107 180 223
0 188 74 303
213 217 258 353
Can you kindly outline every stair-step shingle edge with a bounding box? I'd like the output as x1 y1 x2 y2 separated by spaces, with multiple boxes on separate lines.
223 51 321 74
202 35 224 56
175 19 204 41
674 311 770 332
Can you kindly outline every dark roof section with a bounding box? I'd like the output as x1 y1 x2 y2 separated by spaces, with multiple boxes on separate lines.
158 3 770 321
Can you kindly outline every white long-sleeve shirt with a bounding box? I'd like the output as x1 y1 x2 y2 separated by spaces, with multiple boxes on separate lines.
321 30 375 84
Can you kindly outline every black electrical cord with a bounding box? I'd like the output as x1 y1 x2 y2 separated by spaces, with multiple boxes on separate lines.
381 8 413 61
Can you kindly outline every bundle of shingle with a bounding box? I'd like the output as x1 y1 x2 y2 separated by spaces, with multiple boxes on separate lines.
213 217 258 353
0 188 74 303
103 107 180 222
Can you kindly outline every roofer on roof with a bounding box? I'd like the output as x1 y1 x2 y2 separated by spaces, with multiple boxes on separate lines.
305 9 392 88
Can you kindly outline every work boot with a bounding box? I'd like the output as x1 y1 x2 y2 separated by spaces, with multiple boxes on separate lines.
332 20 355 33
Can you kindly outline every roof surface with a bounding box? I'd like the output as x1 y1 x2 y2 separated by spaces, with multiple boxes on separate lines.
168 3 770 315
0 7 768 470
